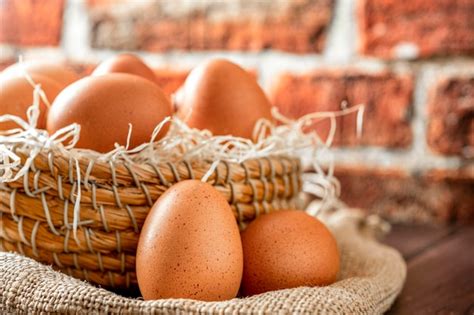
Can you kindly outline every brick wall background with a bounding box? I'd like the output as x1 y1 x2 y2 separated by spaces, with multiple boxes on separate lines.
1 0 473 224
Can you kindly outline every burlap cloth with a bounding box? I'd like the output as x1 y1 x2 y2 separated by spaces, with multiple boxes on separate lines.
0 209 406 314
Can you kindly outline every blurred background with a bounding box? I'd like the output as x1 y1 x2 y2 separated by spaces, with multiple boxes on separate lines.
1 0 473 225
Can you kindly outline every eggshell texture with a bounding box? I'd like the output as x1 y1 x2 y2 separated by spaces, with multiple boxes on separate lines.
47 73 172 153
0 74 63 131
136 180 243 301
2 61 80 89
240 210 340 296
92 53 159 84
176 59 273 140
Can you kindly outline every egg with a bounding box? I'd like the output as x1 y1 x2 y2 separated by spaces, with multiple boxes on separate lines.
47 73 172 152
0 74 63 131
136 180 243 301
2 60 80 89
176 59 273 140
240 210 340 296
92 53 159 84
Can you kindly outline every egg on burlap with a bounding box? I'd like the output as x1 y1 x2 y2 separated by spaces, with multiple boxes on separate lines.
240 210 340 296
136 180 244 301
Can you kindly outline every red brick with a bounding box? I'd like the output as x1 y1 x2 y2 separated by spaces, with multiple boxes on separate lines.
271 70 413 147
425 168 474 223
427 76 474 158
0 0 65 46
358 0 474 59
335 165 474 224
87 0 333 53
426 168 474 183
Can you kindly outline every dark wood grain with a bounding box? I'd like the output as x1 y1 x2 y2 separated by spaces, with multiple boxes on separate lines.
383 224 456 259
386 226 474 315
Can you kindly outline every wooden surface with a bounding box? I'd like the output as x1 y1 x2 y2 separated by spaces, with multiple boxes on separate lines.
383 224 474 315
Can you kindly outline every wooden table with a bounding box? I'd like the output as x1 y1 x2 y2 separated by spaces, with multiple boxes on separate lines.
382 224 474 314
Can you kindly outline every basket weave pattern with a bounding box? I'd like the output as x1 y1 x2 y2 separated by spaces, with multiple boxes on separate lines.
0 149 302 288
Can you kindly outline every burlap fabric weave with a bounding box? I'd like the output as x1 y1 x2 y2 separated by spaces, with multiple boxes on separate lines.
0 210 406 314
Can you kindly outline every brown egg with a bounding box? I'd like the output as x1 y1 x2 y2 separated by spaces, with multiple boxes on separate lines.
2 61 80 89
0 74 63 131
47 73 172 152
136 180 243 301
240 210 340 296
92 53 159 84
176 59 273 140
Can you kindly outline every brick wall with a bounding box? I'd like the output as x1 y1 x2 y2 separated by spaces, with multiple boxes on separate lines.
1 0 473 224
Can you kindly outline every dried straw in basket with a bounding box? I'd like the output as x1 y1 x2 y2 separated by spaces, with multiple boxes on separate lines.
0 77 364 289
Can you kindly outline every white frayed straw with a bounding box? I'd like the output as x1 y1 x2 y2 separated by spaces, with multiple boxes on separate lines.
72 158 82 244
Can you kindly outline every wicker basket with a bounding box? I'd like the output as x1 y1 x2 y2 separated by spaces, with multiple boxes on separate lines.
0 148 302 289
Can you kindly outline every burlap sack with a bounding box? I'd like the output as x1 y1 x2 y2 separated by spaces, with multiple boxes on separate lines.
0 209 406 314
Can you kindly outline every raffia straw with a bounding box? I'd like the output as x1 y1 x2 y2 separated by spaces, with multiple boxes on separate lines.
0 79 364 240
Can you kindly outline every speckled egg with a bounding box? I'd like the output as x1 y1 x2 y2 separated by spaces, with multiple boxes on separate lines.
240 210 340 296
136 180 243 301
47 73 172 152
176 59 273 140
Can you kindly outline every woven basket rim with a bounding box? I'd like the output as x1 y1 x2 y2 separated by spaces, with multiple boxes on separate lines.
1 150 304 288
